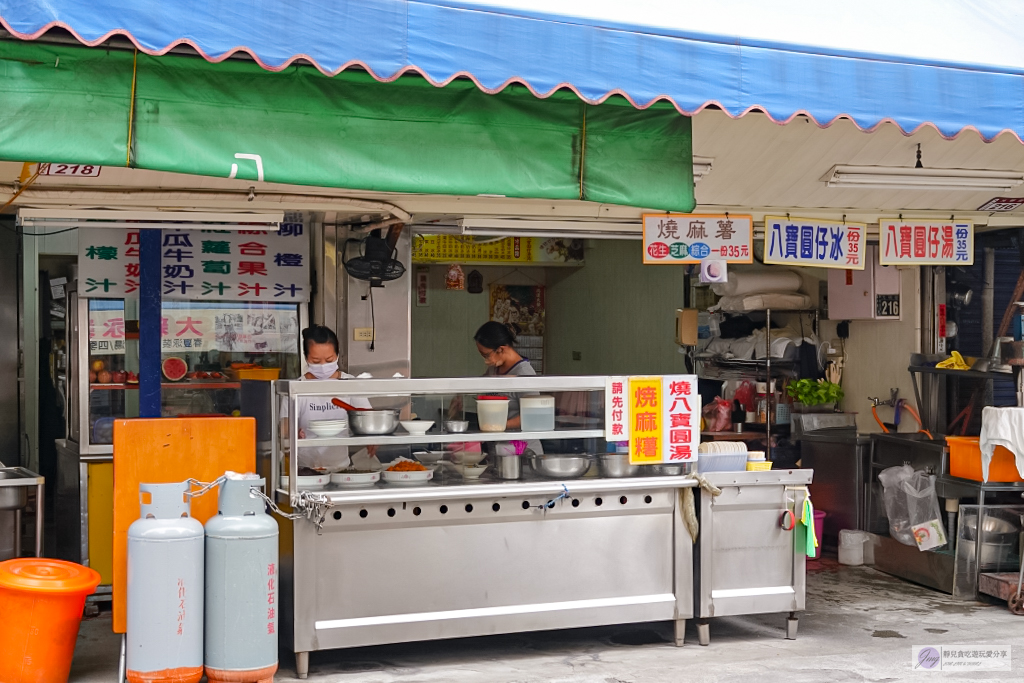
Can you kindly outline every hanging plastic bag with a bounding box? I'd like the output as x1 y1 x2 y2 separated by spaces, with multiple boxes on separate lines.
878 465 916 546
902 470 948 551
701 397 732 432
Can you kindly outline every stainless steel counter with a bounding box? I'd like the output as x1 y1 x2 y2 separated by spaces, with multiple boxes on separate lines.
280 475 697 679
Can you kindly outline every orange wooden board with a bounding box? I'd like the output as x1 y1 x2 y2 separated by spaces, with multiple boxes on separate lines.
112 417 255 633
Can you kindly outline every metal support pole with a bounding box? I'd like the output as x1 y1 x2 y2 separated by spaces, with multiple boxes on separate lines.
766 308 772 461
139 229 162 418
34 482 43 557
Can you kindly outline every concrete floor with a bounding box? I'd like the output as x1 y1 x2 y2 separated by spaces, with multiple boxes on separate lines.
70 559 1024 682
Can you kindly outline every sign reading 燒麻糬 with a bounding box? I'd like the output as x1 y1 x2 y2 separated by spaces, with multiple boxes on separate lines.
879 220 974 266
763 216 866 270
642 214 753 265
625 374 701 465
78 217 310 302
628 377 663 464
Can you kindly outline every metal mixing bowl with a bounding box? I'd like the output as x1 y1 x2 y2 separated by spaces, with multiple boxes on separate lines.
530 454 593 479
444 420 470 433
598 452 639 478
348 409 400 435
653 463 687 476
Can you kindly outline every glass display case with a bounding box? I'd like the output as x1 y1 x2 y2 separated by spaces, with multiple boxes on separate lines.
71 289 305 453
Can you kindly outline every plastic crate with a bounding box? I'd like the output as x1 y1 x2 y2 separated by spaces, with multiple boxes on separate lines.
697 451 748 473
226 367 281 381
946 436 1022 483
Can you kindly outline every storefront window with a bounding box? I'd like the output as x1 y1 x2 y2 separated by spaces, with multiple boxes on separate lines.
87 299 302 444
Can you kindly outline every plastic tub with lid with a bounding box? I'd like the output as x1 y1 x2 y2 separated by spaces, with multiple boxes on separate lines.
476 396 510 433
520 395 555 432
0 558 101 683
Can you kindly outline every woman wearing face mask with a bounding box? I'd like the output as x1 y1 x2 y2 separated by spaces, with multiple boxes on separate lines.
288 325 372 470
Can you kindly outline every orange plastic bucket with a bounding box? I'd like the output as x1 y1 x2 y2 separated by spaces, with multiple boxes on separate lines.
946 436 1024 483
0 558 101 683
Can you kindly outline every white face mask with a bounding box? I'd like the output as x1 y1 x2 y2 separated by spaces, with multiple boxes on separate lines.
306 360 339 380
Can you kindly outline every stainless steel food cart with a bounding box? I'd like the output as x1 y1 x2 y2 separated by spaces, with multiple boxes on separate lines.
271 376 698 679
693 469 813 645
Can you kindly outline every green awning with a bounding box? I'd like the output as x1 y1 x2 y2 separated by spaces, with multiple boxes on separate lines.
0 41 694 211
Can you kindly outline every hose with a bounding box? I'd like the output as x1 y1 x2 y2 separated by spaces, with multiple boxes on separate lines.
872 405 890 433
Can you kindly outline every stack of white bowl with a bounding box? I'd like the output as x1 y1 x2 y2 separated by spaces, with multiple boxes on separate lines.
307 419 349 438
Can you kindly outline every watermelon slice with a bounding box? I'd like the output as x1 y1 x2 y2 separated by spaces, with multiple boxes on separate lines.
162 357 188 381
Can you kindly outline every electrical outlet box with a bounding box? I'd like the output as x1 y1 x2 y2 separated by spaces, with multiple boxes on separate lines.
353 328 376 341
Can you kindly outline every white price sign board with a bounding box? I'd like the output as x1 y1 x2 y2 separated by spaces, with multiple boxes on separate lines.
879 219 974 266
642 214 753 264
764 216 866 269
78 217 310 302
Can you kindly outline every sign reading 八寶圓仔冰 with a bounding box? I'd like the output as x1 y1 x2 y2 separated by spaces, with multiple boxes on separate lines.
763 216 866 270
78 218 310 302
878 220 974 266
642 214 753 265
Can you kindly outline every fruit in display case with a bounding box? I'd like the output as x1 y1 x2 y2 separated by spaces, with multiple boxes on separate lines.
89 370 97 383
126 371 139 385
161 356 188 381
90 359 106 373
97 370 112 384
111 370 127 384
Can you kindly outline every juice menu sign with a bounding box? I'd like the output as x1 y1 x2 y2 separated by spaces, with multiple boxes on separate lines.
642 214 753 265
879 219 974 266
609 375 701 465
78 219 310 302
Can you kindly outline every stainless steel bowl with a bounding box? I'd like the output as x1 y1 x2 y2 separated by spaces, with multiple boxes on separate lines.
653 463 688 476
348 409 400 435
530 454 593 479
598 452 639 478
444 420 470 433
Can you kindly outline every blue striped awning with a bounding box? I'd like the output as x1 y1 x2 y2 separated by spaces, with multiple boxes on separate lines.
2 0 1023 142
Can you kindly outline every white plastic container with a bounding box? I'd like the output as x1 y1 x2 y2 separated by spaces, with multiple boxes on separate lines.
838 529 870 566
476 396 510 432
520 395 555 432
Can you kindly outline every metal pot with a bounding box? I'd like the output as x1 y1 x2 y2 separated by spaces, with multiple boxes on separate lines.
348 409 400 435
598 452 639 478
0 470 28 511
493 454 522 480
530 454 592 479
962 513 1019 545
653 463 688 476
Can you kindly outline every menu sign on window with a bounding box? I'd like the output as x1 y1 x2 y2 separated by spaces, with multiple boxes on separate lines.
642 214 753 265
78 218 310 302
879 220 974 266
605 376 628 441
624 374 701 465
764 217 866 270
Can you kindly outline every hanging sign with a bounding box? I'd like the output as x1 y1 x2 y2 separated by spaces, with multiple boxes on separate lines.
78 217 310 302
642 214 753 265
625 374 701 465
764 216 866 269
879 220 974 266
89 305 300 355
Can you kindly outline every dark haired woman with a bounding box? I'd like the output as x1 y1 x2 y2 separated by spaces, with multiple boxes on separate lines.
450 322 540 454
287 325 372 470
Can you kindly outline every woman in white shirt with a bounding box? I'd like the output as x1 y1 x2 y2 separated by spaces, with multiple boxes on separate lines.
288 325 372 470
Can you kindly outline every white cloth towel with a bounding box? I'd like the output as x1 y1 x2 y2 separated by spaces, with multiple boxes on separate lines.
979 406 1024 481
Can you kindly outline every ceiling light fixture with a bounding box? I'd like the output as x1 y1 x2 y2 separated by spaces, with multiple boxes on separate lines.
458 218 643 240
821 165 1024 192
17 208 285 231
